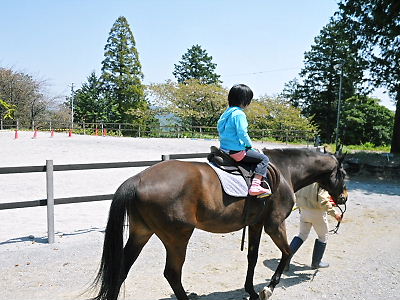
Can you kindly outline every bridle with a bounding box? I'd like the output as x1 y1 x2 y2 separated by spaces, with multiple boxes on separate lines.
328 154 348 234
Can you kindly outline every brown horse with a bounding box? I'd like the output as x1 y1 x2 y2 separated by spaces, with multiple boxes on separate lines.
91 147 347 300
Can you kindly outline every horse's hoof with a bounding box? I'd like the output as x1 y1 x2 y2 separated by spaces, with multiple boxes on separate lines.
188 292 199 299
244 295 258 300
259 287 273 300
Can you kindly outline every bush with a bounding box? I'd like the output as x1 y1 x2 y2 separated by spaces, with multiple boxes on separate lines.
341 96 394 146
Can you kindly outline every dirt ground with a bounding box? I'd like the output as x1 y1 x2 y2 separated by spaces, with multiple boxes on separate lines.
0 131 399 300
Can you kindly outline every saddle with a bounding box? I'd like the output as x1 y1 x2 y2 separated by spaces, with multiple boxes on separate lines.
207 146 280 194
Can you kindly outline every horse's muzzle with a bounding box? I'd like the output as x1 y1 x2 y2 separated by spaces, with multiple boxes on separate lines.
336 189 348 205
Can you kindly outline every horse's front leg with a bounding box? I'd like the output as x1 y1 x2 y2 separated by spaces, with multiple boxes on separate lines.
244 223 263 300
260 221 291 300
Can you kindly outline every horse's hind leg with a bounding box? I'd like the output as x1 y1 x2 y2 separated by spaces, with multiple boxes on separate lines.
159 227 194 300
115 226 153 294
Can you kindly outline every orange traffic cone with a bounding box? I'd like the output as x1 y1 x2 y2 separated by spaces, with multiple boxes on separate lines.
95 128 98 136
103 128 107 136
14 130 19 139
68 129 72 137
51 130 55 137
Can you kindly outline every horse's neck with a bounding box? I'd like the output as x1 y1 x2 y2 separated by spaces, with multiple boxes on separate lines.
290 154 334 192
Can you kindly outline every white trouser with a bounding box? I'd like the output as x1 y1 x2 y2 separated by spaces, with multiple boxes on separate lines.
297 207 328 243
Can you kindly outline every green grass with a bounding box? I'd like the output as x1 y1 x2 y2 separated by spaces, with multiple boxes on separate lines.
344 144 391 152
324 143 391 153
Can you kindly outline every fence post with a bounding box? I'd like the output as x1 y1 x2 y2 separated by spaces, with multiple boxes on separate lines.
46 160 55 244
162 154 170 161
1 118 3 130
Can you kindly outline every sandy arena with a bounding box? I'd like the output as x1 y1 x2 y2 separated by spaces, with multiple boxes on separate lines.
0 130 399 300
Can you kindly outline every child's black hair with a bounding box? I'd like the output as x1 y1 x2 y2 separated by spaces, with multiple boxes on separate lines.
228 84 253 107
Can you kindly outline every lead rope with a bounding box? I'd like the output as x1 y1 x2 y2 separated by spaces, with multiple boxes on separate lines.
329 202 346 234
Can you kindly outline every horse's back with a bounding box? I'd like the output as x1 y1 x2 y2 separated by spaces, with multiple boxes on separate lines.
138 160 219 191
127 160 248 233
125 160 221 226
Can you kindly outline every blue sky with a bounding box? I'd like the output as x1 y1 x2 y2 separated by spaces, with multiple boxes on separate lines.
1 0 395 110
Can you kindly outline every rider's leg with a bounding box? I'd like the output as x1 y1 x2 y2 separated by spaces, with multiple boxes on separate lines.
243 150 271 196
249 175 272 196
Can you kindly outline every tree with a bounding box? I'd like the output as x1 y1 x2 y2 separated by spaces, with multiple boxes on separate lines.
341 95 394 146
101 16 146 123
0 67 50 127
148 79 227 128
246 96 317 141
338 0 400 153
47 102 71 125
73 72 108 123
148 81 315 141
173 44 221 84
0 98 16 119
126 101 160 131
281 18 368 142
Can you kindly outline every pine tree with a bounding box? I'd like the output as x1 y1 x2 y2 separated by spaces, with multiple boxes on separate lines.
73 72 108 123
173 44 221 84
282 18 367 142
101 16 145 123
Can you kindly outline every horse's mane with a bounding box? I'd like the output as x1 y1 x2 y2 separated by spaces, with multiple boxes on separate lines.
262 147 332 158
262 147 337 181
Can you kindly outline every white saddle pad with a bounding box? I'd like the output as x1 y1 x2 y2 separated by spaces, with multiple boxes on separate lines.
207 162 248 197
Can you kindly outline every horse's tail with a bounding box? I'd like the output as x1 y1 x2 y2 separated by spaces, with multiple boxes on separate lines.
90 182 135 300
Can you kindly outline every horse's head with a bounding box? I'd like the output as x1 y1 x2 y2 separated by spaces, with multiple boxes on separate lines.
318 150 348 205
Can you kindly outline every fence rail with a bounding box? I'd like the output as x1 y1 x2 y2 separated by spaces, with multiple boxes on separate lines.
0 161 163 174
2 119 318 144
0 153 209 243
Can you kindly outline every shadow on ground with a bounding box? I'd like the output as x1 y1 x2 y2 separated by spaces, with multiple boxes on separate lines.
158 258 315 300
347 178 400 196
0 226 104 245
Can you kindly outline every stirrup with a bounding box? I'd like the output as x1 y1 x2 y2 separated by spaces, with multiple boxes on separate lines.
249 186 272 198
256 191 272 198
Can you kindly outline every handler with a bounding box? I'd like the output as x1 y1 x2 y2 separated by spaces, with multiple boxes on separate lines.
286 182 342 270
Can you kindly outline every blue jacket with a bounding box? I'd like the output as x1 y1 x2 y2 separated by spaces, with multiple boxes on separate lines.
217 106 252 151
